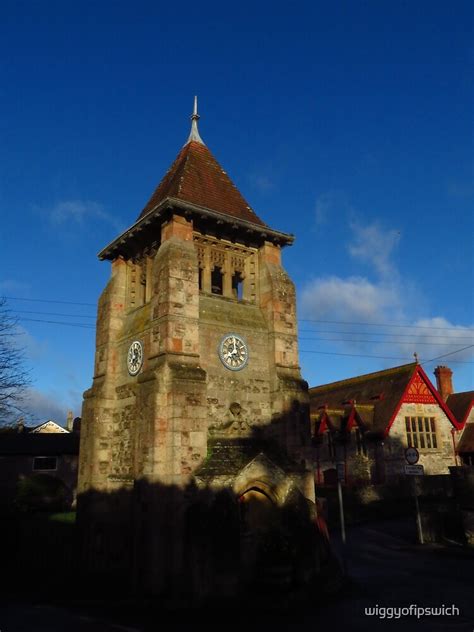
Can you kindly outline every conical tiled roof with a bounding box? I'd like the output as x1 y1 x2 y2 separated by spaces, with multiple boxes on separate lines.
137 140 267 227
98 103 294 261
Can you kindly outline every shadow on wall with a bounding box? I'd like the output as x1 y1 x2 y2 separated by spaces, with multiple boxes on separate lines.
315 432 469 546
0 403 343 607
0 476 340 608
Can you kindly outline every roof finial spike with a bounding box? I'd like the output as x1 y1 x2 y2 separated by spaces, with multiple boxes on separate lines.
186 95 205 146
414 351 419 364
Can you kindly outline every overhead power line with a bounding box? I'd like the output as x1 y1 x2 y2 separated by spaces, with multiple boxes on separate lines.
4 297 471 334
300 350 418 360
4 298 471 332
300 349 473 364
12 318 474 362
2 296 96 307
19 317 95 329
299 318 473 332
299 337 474 346
13 310 95 319
299 328 474 340
422 344 474 364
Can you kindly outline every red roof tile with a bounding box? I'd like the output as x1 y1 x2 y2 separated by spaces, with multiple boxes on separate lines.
137 141 267 227
309 363 417 433
310 363 461 434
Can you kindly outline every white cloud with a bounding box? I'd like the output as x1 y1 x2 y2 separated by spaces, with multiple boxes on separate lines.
19 388 81 426
299 216 474 366
45 199 123 232
300 275 402 324
396 318 474 364
348 221 400 277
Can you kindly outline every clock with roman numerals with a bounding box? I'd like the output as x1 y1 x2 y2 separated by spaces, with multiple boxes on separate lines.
219 334 248 371
127 340 143 376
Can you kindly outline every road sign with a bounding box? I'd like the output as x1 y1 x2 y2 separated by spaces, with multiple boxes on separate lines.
405 447 419 465
336 462 345 482
404 464 424 476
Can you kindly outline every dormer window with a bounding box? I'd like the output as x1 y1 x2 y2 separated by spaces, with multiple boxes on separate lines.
370 393 384 401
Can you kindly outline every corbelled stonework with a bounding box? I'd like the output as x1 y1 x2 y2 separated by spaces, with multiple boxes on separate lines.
78 112 315 596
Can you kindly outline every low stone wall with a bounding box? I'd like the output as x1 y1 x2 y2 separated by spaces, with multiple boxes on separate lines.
449 466 474 546
317 470 474 546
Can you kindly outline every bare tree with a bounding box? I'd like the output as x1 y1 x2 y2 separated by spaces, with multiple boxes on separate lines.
0 297 31 424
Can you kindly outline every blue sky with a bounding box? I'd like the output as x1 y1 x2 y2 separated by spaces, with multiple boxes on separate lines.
1 0 473 424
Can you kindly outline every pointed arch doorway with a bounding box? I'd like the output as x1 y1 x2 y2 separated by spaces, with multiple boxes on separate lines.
238 486 282 587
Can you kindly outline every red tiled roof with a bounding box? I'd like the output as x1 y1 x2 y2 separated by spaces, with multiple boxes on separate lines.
137 141 267 227
310 363 461 435
309 363 417 433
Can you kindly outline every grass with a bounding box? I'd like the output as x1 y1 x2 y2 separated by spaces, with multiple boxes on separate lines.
48 511 76 523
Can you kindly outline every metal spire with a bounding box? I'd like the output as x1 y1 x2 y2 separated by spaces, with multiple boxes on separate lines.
186 96 205 145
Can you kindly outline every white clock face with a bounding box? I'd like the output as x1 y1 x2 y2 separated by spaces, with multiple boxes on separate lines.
127 340 143 376
219 334 248 371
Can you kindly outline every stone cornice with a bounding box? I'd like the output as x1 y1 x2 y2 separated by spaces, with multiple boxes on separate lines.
98 197 294 261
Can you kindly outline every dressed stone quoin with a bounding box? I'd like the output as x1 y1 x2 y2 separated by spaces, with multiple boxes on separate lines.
78 99 316 597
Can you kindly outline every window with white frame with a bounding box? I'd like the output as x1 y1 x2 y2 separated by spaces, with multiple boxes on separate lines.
33 456 58 471
405 416 438 450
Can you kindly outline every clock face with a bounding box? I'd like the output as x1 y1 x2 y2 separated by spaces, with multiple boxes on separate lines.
219 334 248 371
127 340 143 376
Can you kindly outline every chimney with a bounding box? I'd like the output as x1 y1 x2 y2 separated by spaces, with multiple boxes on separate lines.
434 366 454 401
66 410 74 432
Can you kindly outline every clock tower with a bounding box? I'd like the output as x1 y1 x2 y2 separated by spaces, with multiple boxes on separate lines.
78 99 315 596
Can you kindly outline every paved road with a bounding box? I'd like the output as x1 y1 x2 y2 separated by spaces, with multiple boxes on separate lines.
314 518 474 631
1 518 473 631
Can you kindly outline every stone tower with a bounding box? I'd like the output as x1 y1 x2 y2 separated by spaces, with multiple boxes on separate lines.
78 100 315 596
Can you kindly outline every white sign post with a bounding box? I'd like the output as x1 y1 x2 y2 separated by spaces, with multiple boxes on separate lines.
336 461 346 546
405 447 424 544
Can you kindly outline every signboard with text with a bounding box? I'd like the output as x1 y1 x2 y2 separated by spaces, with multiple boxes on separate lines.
404 464 424 476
